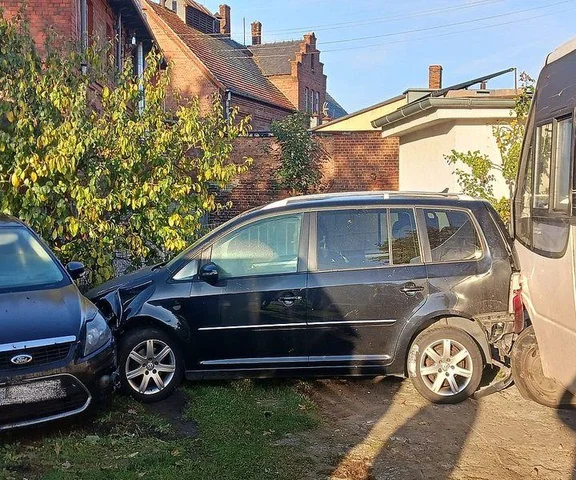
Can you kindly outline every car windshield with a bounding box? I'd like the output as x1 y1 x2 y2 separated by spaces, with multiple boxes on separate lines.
0 227 65 290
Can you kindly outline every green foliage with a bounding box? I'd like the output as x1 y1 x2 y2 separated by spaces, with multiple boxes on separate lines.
444 73 535 222
270 112 324 195
0 13 251 284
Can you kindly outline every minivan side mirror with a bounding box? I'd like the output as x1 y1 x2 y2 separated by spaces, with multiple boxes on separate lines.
66 261 86 280
199 262 219 285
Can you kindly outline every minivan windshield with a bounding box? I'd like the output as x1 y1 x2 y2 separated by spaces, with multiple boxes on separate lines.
0 227 66 290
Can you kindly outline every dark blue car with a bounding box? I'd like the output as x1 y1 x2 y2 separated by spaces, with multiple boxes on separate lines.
0 215 117 430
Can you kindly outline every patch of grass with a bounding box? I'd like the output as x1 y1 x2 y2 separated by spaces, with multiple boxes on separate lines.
0 380 319 480
183 380 319 480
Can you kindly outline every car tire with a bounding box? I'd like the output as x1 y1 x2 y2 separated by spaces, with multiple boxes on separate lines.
409 325 483 404
510 326 574 408
118 328 184 403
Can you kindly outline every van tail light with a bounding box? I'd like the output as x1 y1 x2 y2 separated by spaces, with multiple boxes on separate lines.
511 273 524 333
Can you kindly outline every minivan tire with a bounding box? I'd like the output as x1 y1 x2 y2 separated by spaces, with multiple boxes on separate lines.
118 328 184 403
409 326 483 404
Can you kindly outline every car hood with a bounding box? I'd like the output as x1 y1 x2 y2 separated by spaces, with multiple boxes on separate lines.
86 265 159 300
0 284 94 345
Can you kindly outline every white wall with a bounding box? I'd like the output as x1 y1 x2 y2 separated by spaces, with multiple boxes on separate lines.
398 119 511 199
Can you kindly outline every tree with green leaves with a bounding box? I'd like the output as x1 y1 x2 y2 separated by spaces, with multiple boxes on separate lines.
270 112 325 195
444 73 535 221
0 12 251 285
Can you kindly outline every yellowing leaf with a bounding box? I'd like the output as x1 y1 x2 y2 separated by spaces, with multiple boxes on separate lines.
6 111 14 123
10 173 20 188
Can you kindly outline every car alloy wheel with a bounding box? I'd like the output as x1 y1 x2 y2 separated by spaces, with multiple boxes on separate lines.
419 338 473 396
125 339 177 395
409 325 483 404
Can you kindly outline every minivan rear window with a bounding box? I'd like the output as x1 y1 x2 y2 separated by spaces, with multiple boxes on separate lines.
423 209 482 262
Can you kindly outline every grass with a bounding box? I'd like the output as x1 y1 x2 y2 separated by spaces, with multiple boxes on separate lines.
0 380 319 480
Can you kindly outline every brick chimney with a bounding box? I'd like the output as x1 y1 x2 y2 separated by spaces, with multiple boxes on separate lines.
251 21 262 45
219 4 231 37
429 65 443 90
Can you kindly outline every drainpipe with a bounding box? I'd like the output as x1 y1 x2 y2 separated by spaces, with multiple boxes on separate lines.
80 0 88 52
115 12 123 71
136 41 144 114
79 0 88 74
224 89 232 121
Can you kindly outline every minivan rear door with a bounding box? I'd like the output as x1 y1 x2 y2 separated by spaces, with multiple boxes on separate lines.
306 207 428 368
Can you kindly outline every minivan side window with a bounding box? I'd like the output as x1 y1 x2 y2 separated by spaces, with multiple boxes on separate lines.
316 209 389 270
210 214 302 278
315 208 421 271
423 209 482 262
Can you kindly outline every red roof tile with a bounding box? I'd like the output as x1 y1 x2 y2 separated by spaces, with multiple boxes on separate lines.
146 1 294 111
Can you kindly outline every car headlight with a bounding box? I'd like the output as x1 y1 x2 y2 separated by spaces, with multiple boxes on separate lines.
84 312 112 356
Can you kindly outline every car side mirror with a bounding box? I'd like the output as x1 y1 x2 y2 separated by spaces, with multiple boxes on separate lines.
66 261 86 280
199 262 219 285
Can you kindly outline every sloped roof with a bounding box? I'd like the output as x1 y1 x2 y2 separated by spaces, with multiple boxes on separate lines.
184 0 213 17
325 93 347 120
248 41 301 76
147 2 294 111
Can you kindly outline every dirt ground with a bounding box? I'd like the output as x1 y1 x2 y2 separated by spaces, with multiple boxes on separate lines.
301 377 576 480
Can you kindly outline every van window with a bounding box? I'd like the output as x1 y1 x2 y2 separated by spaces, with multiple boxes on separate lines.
423 209 482 262
553 117 572 212
533 123 553 210
390 209 420 264
316 210 389 270
211 214 302 278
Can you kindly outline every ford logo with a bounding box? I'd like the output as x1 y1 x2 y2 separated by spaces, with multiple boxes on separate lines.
10 354 33 365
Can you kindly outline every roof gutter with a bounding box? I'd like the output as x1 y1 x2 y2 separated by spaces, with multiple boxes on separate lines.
371 97 516 129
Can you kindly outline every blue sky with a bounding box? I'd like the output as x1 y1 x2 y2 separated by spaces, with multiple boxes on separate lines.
197 0 575 113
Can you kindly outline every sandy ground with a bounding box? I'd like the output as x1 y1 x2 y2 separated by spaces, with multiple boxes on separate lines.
301 377 576 480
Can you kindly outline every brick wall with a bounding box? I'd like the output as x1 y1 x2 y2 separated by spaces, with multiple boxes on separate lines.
0 0 76 49
214 131 399 223
232 96 292 132
143 2 219 112
1 0 123 56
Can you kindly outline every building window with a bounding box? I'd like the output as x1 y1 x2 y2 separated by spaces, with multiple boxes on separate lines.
315 91 319 114
310 53 314 70
304 87 309 113
172 0 177 13
310 90 315 113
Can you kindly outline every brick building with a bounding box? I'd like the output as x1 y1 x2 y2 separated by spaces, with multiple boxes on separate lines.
142 0 345 130
0 0 154 74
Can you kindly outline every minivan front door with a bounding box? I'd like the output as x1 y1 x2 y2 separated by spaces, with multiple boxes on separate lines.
306 208 428 368
187 213 309 370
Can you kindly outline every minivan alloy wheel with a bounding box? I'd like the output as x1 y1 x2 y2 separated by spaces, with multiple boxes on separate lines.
125 339 176 395
419 338 473 396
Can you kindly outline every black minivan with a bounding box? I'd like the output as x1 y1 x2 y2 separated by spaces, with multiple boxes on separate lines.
88 192 520 404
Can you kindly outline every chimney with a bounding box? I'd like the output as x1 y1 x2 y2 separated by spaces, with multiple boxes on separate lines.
160 0 166 6
251 21 262 45
219 4 231 37
429 65 443 90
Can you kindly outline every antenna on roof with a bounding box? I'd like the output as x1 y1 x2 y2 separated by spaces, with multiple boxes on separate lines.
243 17 246 46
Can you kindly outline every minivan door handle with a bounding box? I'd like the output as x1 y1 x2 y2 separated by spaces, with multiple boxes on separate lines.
400 283 424 297
278 294 302 306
